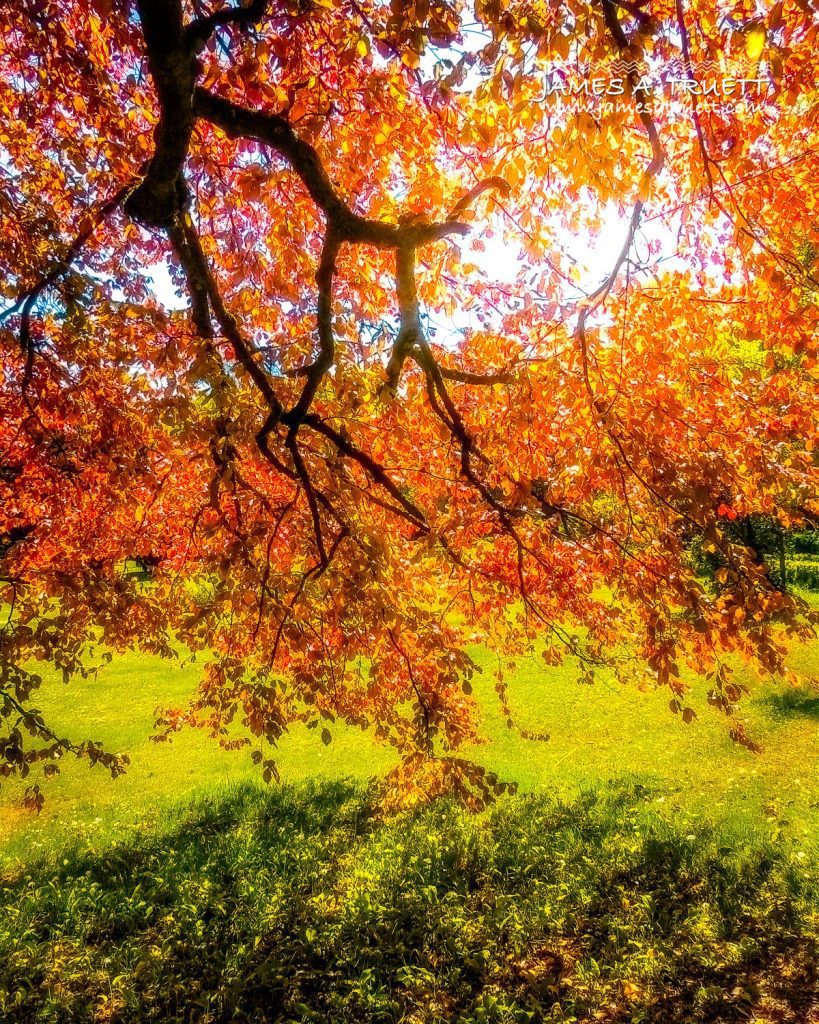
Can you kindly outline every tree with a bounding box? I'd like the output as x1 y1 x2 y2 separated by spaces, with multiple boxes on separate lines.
1 0 818 809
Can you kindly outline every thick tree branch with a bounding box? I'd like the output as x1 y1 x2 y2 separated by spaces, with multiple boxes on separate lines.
179 217 284 416
192 88 470 248
446 175 511 220
125 0 197 227
168 219 213 338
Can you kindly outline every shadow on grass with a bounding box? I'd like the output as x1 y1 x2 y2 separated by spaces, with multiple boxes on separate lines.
759 687 819 720
2 779 818 1024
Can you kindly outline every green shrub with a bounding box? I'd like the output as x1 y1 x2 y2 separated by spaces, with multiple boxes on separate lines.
2 782 819 1023
690 521 819 591
688 514 788 590
790 530 819 557
786 558 819 591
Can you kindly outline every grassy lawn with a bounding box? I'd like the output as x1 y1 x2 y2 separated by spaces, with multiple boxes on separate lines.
3 598 819 1023
5 782 819 1023
2 595 818 866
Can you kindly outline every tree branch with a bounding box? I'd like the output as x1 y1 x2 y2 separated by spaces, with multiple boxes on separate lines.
185 0 270 48
192 87 470 248
125 0 197 227
281 229 340 426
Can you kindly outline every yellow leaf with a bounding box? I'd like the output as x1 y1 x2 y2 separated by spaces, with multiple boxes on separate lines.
745 26 766 60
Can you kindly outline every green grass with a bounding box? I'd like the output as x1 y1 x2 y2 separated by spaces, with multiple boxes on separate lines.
2 596 819 865
3 599 819 1023
4 782 819 1023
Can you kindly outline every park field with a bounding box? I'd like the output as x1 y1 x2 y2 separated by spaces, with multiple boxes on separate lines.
3 598 819 1023
2 594 819 865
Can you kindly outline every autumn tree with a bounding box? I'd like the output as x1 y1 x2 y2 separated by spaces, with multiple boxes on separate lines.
1 0 818 808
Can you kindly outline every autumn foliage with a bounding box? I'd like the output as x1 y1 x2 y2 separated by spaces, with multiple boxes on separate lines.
1 0 818 808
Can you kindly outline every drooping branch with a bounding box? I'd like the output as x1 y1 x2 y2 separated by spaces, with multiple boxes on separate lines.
1 180 136 419
674 0 714 193
173 212 429 543
284 430 328 565
281 229 340 427
384 235 522 523
2 180 136 343
383 245 421 394
387 626 432 746
177 216 284 418
168 219 213 339
300 413 429 530
385 256 600 638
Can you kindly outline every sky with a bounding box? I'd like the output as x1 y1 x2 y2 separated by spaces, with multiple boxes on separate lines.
144 200 684 346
